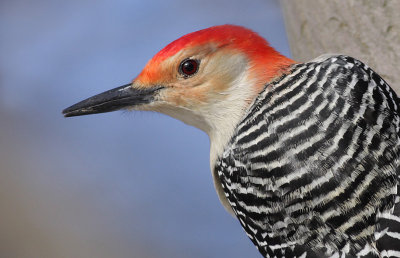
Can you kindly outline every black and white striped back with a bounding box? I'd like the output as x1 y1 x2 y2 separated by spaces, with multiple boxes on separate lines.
215 55 400 257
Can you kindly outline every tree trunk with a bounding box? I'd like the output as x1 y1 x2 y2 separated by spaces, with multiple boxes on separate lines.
280 0 400 92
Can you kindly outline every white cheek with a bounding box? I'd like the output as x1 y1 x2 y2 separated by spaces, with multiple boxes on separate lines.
203 52 248 79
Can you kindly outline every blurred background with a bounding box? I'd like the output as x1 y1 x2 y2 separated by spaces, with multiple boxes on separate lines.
0 0 290 257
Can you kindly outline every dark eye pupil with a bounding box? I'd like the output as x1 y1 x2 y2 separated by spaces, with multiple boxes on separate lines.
181 59 198 76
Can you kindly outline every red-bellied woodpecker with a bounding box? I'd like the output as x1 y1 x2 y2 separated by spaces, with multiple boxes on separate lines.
63 25 400 258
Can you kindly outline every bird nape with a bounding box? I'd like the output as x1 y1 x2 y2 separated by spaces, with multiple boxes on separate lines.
63 25 400 258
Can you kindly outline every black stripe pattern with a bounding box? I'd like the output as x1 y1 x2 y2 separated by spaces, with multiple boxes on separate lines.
215 55 400 258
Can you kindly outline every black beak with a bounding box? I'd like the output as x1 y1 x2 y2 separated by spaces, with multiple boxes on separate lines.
62 83 163 117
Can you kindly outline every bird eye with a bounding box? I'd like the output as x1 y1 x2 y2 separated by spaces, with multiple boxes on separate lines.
179 59 199 77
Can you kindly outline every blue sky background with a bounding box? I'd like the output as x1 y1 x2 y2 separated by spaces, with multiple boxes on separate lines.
0 0 290 257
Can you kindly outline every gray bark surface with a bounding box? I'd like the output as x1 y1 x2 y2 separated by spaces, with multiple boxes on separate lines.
280 0 400 92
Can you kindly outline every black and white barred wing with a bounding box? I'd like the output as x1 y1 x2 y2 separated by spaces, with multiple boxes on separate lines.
216 55 400 257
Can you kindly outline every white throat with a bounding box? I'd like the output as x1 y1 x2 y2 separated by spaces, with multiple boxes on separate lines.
161 70 257 215
206 71 256 169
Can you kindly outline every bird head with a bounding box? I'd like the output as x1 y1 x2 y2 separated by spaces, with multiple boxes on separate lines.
63 25 293 137
63 25 294 214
